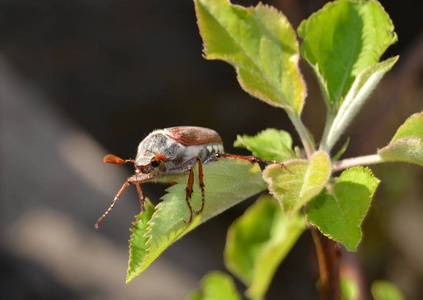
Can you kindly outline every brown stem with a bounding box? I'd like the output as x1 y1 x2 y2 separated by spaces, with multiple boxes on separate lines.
311 227 342 300
340 249 368 300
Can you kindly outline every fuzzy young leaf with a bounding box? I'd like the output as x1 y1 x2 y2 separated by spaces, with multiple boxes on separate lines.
371 280 405 300
332 138 350 162
378 112 423 166
224 195 305 300
323 56 399 151
263 151 331 217
306 167 380 251
298 0 397 107
126 158 266 282
187 271 241 300
194 0 305 115
390 112 423 142
378 138 423 166
234 128 295 161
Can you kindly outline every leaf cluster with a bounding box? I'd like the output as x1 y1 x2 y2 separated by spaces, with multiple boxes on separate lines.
123 0 420 298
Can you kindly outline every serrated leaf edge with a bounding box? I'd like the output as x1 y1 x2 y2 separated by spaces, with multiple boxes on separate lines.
195 0 305 113
307 167 380 251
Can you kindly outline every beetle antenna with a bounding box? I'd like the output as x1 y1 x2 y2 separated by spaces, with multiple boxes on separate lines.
103 154 135 165
95 181 130 230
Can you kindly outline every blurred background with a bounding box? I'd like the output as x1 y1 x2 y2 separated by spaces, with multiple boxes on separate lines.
0 0 421 299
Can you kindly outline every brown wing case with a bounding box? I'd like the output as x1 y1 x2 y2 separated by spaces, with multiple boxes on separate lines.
164 126 223 146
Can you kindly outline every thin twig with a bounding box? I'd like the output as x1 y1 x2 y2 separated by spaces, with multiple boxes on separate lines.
332 154 383 172
289 113 315 159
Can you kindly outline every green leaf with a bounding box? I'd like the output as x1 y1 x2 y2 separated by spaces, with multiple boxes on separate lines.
126 158 266 283
224 195 305 300
127 199 155 280
341 276 359 300
187 271 241 300
298 0 397 107
378 112 423 166
323 57 399 151
306 167 380 251
263 151 331 217
378 138 423 166
332 138 350 162
390 112 423 142
371 280 405 300
194 0 306 115
234 128 295 161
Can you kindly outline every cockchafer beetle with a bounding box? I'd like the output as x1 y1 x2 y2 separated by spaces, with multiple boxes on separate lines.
95 126 270 230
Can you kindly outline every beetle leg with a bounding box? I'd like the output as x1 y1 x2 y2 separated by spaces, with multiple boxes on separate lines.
95 173 152 230
167 156 205 223
95 181 130 231
206 153 285 168
136 183 145 212
196 158 205 215
185 167 195 223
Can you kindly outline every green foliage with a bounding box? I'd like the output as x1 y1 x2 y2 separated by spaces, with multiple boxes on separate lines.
234 128 295 161
127 199 155 281
323 57 398 151
263 151 331 217
390 112 423 142
224 195 305 300
297 0 397 108
340 277 359 300
127 158 266 282
332 138 350 162
194 0 306 115
121 1 421 298
371 280 405 300
306 167 380 251
378 112 423 166
379 138 423 166
187 271 241 300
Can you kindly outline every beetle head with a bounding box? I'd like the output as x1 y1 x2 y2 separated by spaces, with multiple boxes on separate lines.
134 131 180 174
135 152 167 174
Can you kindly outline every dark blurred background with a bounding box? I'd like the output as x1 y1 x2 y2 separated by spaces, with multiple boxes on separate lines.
0 0 421 299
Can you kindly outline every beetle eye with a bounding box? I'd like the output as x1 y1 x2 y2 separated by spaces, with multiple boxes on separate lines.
151 160 160 168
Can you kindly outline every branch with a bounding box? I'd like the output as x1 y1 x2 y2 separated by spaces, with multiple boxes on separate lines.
332 154 383 172
310 227 342 300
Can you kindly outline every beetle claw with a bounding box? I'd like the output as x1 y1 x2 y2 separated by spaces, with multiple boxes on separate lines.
183 215 193 224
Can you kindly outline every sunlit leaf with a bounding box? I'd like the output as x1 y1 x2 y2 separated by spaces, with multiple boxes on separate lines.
127 158 266 282
390 112 423 142
187 271 241 300
234 128 295 161
225 195 305 300
323 57 398 151
306 167 380 251
371 280 405 300
127 199 155 280
263 151 331 216
298 0 397 107
378 138 423 166
195 0 306 115
378 112 423 166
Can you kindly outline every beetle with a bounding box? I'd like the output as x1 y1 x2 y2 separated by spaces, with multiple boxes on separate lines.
95 126 267 230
